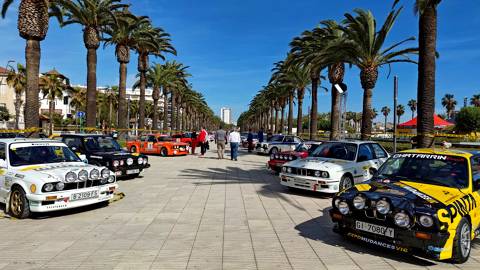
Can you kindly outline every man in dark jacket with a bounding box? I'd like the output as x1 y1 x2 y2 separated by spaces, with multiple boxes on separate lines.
258 128 264 143
247 129 254 152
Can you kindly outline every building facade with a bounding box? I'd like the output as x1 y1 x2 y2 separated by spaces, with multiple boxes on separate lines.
221 107 232 125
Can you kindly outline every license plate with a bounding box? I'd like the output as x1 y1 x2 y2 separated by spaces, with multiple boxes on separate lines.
355 221 394 238
127 169 140 174
71 190 99 202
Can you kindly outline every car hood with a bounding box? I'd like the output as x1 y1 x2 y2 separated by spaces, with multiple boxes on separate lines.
286 157 352 170
89 150 141 159
13 162 101 183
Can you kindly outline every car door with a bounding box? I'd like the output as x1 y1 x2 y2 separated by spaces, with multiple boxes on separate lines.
354 144 377 183
0 143 7 201
145 135 158 154
282 136 296 152
139 135 148 152
470 156 480 232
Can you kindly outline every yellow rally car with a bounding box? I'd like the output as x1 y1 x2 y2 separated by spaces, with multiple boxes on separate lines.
330 148 480 263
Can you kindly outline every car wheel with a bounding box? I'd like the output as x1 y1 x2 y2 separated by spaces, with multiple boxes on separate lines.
270 147 279 155
9 187 31 219
130 146 137 153
160 148 168 157
452 218 471 263
339 175 353 192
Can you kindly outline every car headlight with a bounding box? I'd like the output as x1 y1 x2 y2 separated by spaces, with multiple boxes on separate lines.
419 215 434 227
127 158 134 165
394 212 411 228
137 157 143 165
44 183 54 192
120 160 125 166
321 171 329 178
282 167 287 172
275 154 279 159
270 154 275 160
143 157 148 164
101 168 110 179
55 182 65 191
338 201 350 215
288 156 293 161
90 169 100 180
314 171 321 177
353 195 366 210
287 167 292 173
65 171 77 183
376 199 390 214
113 160 120 167
78 170 88 181
108 175 115 183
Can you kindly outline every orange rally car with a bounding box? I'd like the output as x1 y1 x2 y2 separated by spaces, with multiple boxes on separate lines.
127 134 189 156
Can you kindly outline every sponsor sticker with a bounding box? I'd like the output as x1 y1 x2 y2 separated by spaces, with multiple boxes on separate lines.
347 232 409 253
393 153 447 160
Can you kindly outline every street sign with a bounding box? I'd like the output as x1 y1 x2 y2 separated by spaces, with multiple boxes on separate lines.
77 111 85 118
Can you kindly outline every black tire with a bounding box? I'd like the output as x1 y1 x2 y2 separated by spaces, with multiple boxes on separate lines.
9 186 31 219
452 218 471 263
160 148 168 157
269 147 279 155
130 146 137 153
339 175 354 192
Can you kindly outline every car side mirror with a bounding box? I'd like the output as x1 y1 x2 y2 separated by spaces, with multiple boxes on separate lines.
0 159 7 168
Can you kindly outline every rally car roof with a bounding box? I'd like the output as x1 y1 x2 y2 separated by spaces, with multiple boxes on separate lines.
60 134 110 137
0 138 60 144
400 148 476 158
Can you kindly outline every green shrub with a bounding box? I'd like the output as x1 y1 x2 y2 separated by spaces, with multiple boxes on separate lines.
456 107 480 133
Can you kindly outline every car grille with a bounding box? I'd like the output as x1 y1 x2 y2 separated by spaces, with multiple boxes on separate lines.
66 180 106 190
290 168 316 177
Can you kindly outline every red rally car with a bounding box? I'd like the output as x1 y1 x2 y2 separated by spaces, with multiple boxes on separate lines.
267 141 322 173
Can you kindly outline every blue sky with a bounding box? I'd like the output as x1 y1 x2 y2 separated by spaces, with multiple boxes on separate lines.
1 0 480 123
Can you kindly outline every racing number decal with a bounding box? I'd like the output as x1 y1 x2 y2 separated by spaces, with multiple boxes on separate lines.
147 142 154 150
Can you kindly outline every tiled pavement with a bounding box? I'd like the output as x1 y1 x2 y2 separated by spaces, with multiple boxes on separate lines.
0 146 479 269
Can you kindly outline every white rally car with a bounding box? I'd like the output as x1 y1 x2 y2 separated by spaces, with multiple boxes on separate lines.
280 141 389 193
0 139 118 219
256 134 303 155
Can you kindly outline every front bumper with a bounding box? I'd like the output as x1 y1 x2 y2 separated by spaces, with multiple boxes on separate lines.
26 183 118 213
172 149 189 156
279 173 338 193
329 209 452 260
110 164 149 176
267 160 286 172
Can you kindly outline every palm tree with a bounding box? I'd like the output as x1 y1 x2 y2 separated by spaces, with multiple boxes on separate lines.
407 99 417 119
470 94 480 107
104 10 152 131
2 0 62 133
381 106 391 133
396 104 405 123
334 7 417 140
69 86 86 113
133 22 175 130
6 63 26 129
415 0 442 147
103 86 118 128
57 0 127 128
441 94 457 119
39 70 71 135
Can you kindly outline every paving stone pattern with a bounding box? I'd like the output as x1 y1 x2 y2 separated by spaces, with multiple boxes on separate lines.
0 146 479 269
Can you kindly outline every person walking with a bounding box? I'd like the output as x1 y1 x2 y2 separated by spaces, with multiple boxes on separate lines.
258 127 264 143
198 127 208 156
215 125 228 159
247 129 254 153
228 127 241 161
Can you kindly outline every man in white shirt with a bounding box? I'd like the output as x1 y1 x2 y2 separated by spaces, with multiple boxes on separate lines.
228 128 241 161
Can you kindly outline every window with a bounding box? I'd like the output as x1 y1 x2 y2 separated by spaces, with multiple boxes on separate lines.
147 135 157 142
0 143 5 160
293 137 302 143
284 136 294 143
357 144 374 162
472 156 480 184
371 144 387 158
0 103 6 108
63 96 69 105
63 137 83 150
140 136 148 142
311 142 357 161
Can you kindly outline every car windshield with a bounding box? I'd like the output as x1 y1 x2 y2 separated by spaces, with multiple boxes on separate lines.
84 137 121 152
376 153 469 189
9 144 81 166
269 135 284 142
295 143 309 152
158 136 174 142
310 142 357 161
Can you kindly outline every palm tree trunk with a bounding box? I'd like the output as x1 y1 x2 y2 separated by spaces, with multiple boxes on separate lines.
138 71 146 130
171 93 176 133
384 116 387 134
163 89 168 131
153 91 159 131
49 99 54 136
25 39 41 133
86 48 97 128
270 106 275 132
14 91 22 130
310 75 319 140
176 106 181 132
330 85 341 140
274 108 279 133
360 88 373 140
117 62 127 130
280 106 285 134
417 3 437 148
109 101 113 128
287 92 294 134
296 91 304 136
